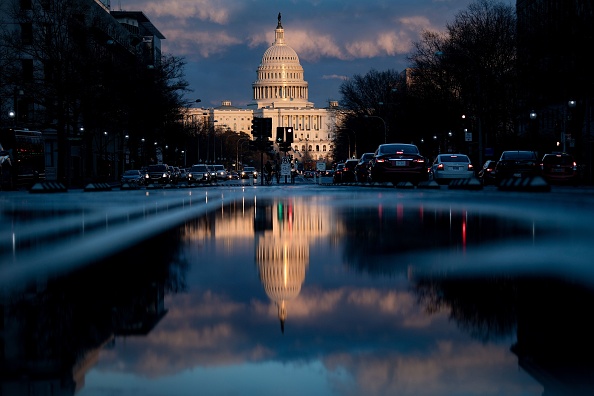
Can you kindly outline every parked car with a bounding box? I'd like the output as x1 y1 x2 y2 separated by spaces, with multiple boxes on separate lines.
429 154 475 184
170 166 182 183
145 164 173 185
355 152 375 182
178 168 188 183
368 143 429 185
333 163 344 183
477 160 498 185
241 166 258 179
187 164 211 185
120 169 145 186
495 150 540 183
212 164 228 181
540 152 579 185
207 165 217 181
341 159 359 183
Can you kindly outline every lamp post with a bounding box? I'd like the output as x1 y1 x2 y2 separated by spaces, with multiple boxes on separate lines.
561 100 577 152
529 110 537 153
364 115 387 143
236 137 249 171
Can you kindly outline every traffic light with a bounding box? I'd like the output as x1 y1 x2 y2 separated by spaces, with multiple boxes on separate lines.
251 117 272 137
285 127 293 143
251 117 262 137
262 118 272 137
276 127 284 142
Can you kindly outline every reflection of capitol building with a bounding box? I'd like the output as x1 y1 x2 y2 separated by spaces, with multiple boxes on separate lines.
181 196 342 332
255 198 338 333
257 236 308 333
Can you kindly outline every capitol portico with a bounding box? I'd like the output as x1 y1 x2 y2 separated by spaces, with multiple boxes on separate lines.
187 13 338 166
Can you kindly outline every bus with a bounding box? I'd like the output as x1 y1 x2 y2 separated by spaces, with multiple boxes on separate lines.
0 128 46 190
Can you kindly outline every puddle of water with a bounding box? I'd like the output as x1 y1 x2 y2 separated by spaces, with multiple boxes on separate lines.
3 194 593 396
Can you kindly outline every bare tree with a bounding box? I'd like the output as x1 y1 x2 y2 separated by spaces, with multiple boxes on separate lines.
337 69 406 158
408 0 517 163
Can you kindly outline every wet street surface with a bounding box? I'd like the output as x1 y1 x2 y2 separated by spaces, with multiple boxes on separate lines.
2 183 594 395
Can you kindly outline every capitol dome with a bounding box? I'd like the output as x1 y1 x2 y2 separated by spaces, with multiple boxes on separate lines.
252 13 312 108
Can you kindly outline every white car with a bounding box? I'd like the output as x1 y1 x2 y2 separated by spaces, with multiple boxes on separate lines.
430 154 475 184
241 166 258 179
212 164 228 180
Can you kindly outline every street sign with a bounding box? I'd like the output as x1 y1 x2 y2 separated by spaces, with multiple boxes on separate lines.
465 132 472 142
280 157 291 176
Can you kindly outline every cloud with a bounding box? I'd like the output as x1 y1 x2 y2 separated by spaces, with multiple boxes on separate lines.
123 0 236 24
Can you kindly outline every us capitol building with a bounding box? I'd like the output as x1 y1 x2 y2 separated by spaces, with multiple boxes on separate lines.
187 13 339 165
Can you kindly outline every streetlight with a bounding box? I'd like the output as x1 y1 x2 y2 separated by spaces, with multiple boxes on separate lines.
236 137 249 171
364 115 387 143
529 110 537 152
561 100 576 152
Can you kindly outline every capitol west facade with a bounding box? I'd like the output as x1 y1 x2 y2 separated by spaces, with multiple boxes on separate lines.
187 14 338 165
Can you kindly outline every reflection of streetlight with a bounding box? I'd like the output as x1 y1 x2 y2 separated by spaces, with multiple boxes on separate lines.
364 115 387 143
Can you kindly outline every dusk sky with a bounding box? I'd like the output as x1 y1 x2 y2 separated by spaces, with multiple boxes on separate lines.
116 0 499 108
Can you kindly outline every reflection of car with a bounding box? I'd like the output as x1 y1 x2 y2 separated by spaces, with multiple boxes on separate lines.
429 154 475 184
187 164 211 185
241 166 257 179
540 153 579 185
145 164 172 184
120 169 145 186
368 143 429 185
333 163 344 183
212 164 228 180
355 153 375 182
477 160 498 185
495 150 540 182
341 159 359 183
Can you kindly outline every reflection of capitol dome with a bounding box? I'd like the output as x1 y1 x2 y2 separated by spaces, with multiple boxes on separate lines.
257 239 309 333
252 13 311 108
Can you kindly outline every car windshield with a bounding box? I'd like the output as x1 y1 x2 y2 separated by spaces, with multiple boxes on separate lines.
123 170 139 175
148 165 167 172
244 167 255 171
213 165 225 171
190 165 209 172
543 155 573 165
439 155 470 163
501 151 536 160
379 144 419 155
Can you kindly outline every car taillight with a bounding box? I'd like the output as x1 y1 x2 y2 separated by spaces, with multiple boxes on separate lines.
468 164 474 170
376 158 386 163
437 163 444 170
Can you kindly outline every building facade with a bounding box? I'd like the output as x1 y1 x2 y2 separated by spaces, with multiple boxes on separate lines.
188 13 338 168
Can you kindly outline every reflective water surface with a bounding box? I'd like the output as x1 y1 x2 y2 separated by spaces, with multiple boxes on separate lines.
2 190 594 396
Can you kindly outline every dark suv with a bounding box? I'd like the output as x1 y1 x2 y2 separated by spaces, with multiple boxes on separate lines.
495 150 540 183
540 153 579 185
145 164 173 185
